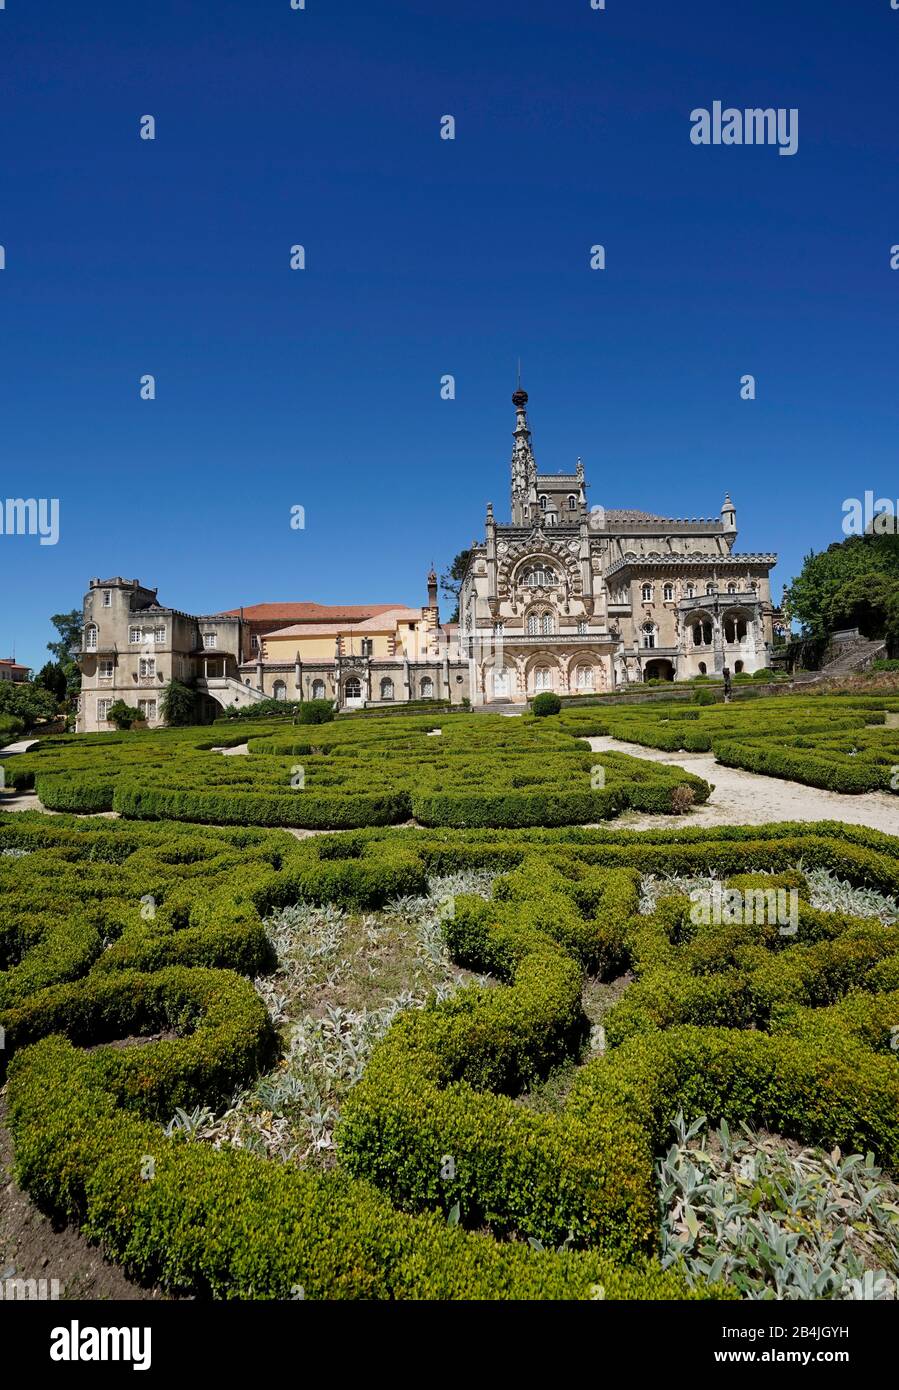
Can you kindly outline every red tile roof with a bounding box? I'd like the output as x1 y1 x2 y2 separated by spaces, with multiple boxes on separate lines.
218 602 403 625
261 607 422 640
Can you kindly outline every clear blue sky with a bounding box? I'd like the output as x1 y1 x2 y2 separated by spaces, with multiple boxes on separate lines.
2 0 898 670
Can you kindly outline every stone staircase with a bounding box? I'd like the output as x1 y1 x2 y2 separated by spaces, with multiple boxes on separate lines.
818 638 887 678
198 675 268 711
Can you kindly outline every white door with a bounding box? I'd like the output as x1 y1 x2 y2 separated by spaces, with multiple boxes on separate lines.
493 668 509 698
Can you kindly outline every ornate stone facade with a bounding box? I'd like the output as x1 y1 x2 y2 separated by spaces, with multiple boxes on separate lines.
460 388 778 704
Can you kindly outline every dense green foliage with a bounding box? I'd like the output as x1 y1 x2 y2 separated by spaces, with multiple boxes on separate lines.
784 533 899 644
108 699 143 730
219 698 336 723
532 691 562 717
46 609 83 700
3 813 899 1298
0 679 57 731
160 678 200 726
2 713 709 828
556 694 899 795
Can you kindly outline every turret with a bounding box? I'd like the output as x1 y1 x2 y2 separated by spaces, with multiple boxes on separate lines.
510 385 538 525
721 493 737 535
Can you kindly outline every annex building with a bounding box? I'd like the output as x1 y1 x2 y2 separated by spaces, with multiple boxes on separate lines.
75 386 778 730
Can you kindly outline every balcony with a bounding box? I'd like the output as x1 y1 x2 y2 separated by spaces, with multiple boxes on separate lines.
469 632 613 653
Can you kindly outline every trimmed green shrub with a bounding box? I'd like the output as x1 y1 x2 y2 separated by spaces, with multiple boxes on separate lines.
532 692 562 717
3 816 899 1297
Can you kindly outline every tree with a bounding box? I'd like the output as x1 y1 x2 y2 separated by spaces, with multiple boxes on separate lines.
821 571 899 643
783 534 899 640
439 549 472 623
108 699 142 730
0 680 58 729
47 610 83 699
160 679 198 727
35 661 68 703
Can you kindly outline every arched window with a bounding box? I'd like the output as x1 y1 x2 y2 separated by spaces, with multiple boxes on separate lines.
523 566 557 588
727 583 737 594
575 665 594 690
541 613 554 635
420 676 434 698
527 613 539 635
345 677 362 700
273 680 287 700
641 584 653 602
641 623 656 649
311 679 326 700
380 677 394 700
734 660 744 673
538 495 547 511
663 584 674 602
85 624 98 651
686 583 696 599
706 583 715 596
692 622 713 647
698 661 707 675
567 494 577 511
534 667 552 691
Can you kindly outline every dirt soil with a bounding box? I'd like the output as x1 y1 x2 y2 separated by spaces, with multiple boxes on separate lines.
0 1095 167 1300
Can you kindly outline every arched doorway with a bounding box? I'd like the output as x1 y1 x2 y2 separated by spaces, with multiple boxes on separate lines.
344 676 363 707
644 659 674 682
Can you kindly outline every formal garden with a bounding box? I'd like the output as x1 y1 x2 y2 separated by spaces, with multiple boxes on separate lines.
2 693 899 1300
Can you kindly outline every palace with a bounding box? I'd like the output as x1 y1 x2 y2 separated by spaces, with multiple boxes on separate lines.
460 386 778 704
75 385 778 730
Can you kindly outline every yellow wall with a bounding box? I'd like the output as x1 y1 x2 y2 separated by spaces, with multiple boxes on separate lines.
263 628 401 662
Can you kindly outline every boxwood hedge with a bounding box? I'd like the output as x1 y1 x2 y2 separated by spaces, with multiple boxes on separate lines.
3 812 899 1298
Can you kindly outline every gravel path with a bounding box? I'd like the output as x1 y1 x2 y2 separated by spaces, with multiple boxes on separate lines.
588 735 899 835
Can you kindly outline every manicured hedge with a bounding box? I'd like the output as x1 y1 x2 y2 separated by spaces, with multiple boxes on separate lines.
7 712 712 829
3 814 899 1299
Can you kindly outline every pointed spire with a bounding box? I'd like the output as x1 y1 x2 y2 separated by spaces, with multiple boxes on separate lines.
510 381 537 525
